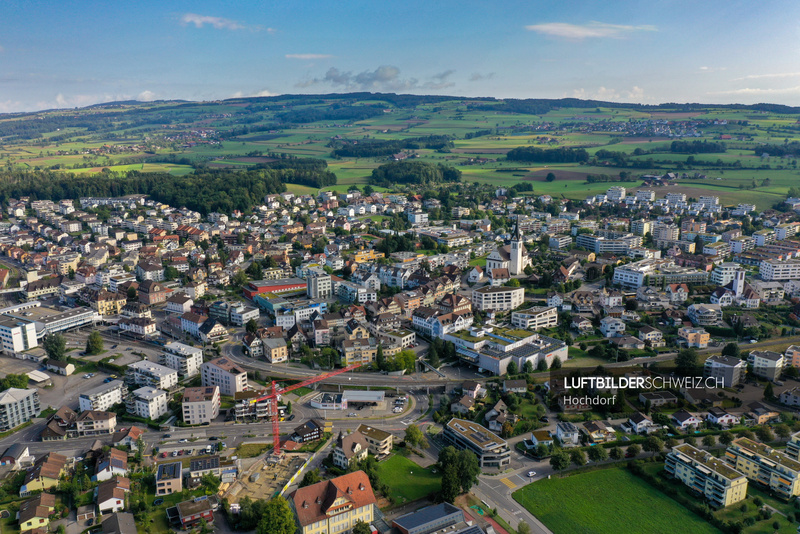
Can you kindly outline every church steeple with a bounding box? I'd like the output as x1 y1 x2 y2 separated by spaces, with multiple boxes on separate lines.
512 219 522 241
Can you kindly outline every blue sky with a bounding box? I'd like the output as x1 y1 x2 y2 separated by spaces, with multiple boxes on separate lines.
2 0 800 112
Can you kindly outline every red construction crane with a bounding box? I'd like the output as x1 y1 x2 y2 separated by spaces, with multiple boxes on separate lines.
250 363 362 456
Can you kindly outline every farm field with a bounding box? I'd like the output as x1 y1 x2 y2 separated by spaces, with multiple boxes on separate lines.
513 467 721 534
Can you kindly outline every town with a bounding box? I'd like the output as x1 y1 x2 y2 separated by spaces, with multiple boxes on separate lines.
0 166 798 534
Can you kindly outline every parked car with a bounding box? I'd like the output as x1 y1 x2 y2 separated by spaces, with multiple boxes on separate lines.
527 470 537 477
209 437 218 441
179 438 188 443
160 452 167 458
287 414 296 421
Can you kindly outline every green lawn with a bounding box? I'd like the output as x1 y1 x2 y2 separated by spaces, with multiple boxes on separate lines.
376 455 441 505
513 468 721 534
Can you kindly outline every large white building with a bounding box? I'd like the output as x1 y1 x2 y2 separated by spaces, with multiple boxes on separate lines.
471 286 525 311
307 271 332 300
511 306 558 330
760 259 800 281
126 360 179 390
0 315 38 355
79 380 126 412
0 388 40 431
711 263 745 287
201 357 248 397
159 342 203 378
127 387 168 420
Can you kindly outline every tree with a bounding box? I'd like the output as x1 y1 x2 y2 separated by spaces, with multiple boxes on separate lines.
507 361 518 376
776 424 792 439
545 172 556 182
551 357 562 370
625 299 638 311
164 266 180 281
702 435 716 448
756 426 774 442
43 333 67 361
300 469 321 488
537 359 547 372
246 260 263 279
524 360 534 374
256 496 295 534
609 447 623 460
352 521 372 534
721 342 740 358
764 382 775 401
200 474 221 494
438 446 480 498
588 445 608 462
246 319 259 335
428 344 440 369
376 344 385 371
506 278 521 288
550 450 570 471
232 270 249 288
675 348 699 376
518 523 532 534
536 443 549 458
0 373 30 390
440 463 460 503
405 424 427 448
127 285 137 301
718 432 734 446
570 449 586 466
644 436 664 456
627 444 641 457
85 331 104 356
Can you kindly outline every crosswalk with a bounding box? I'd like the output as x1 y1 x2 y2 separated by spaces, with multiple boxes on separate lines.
500 477 517 489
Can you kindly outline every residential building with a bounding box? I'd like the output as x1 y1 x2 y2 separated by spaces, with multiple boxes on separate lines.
678 327 711 349
747 351 784 381
79 380 126 412
787 345 800 369
97 477 130 514
182 386 220 425
262 337 288 363
727 438 800 499
332 430 370 469
18 492 56 532
356 424 393 459
556 422 579 445
289 471 377 534
126 360 179 390
159 342 203 378
637 325 664 347
126 387 168 420
0 315 38 355
511 306 558 330
442 418 511 468
94 448 128 482
599 317 626 337
687 303 722 326
201 357 248 396
20 453 66 496
704 355 745 387
175 497 215 529
760 259 800 281
0 388 40 431
75 410 116 436
471 286 525 311
665 444 747 507
156 462 183 496
307 272 332 300
292 419 325 443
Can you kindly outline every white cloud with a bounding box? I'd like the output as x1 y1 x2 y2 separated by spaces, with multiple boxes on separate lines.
469 72 495 82
570 86 646 102
296 65 419 91
709 86 800 96
0 100 23 113
180 13 269 32
231 89 279 98
525 21 657 40
137 90 157 101
286 54 333 60
424 70 456 90
733 72 800 81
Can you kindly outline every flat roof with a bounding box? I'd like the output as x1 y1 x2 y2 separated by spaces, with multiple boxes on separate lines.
446 418 507 450
356 424 391 442
673 443 744 481
342 390 385 402
80 380 124 398
157 461 182 481
732 438 800 472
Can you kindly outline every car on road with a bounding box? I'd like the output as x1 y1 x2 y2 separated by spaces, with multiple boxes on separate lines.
527 470 537 477
539 416 549 423
111 345 117 349
83 374 91 379
163 434 171 438
287 414 295 421
103 377 113 383
179 438 188 443
209 437 218 441
348 412 357 417
160 452 167 458
171 451 178 457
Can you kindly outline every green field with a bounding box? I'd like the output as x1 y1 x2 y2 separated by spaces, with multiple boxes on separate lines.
376 454 441 504
513 468 721 534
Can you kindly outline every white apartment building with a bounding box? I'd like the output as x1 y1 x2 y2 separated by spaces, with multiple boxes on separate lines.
760 259 800 281
181 386 221 425
471 286 525 311
201 357 248 397
307 272 332 300
606 186 626 201
159 342 203 378
711 263 745 287
511 307 558 330
79 380 126 412
0 388 40 431
126 360 179 390
0 315 38 355
635 190 655 202
127 387 168 420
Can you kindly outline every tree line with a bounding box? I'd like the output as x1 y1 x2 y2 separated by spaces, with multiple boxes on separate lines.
670 140 727 154
506 146 590 163
329 135 453 158
369 161 461 187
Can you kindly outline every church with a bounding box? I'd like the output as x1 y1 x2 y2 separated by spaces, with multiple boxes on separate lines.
485 222 531 276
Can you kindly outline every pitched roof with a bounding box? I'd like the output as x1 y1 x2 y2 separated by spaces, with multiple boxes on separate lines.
291 471 376 527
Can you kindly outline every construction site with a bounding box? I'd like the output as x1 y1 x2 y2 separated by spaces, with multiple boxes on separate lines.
223 451 310 503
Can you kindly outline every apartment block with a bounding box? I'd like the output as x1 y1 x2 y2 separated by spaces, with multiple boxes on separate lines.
201 357 248 397
355 424 393 459
704 355 745 387
182 386 220 425
126 360 179 390
156 461 183 496
79 380 126 412
0 388 40 431
760 259 800 281
0 316 38 355
666 444 747 507
471 286 524 312
126 387 168 420
747 351 784 382
510 306 558 330
442 418 510 468
159 342 203 378
727 438 800 499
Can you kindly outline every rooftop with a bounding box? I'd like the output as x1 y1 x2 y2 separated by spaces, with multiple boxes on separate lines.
672 443 745 481
446 418 506 450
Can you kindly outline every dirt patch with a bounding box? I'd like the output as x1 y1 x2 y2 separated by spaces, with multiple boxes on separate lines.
523 169 591 181
451 148 510 154
648 112 704 119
